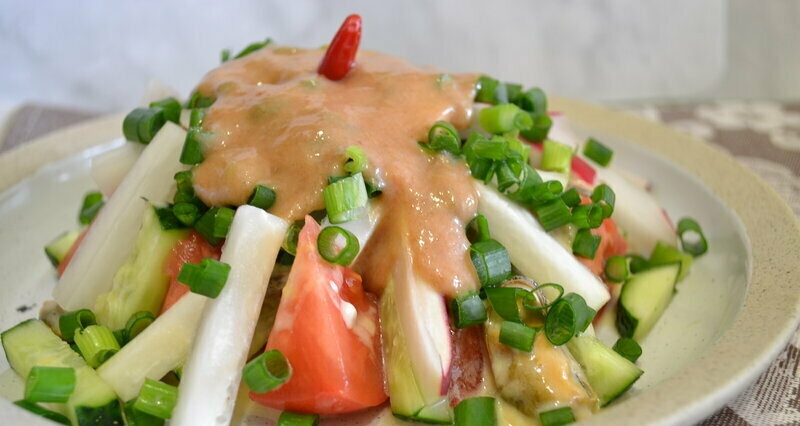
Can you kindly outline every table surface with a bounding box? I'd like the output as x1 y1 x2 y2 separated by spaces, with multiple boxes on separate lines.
0 101 798 426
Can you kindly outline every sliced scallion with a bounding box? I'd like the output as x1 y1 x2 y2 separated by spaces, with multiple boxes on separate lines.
154 205 186 231
24 366 76 403
519 113 552 143
540 139 573 174
231 38 272 60
179 128 206 165
521 282 565 312
133 378 178 419
560 293 596 333
248 185 277 211
484 287 521 322
59 308 97 342
122 107 166 144
149 97 182 124
571 203 605 229
450 292 488 328
243 350 292 393
74 324 120 368
194 206 235 246
282 220 303 256
125 311 155 342
628 254 650 274
124 399 165 426
591 184 616 218
79 191 105 225
13 400 70 425
677 217 708 257
177 258 231 299
323 172 368 224
613 337 643 363
466 214 491 243
317 226 360 266
185 92 216 109
534 198 572 231
572 228 601 259
499 320 537 352
343 145 368 173
475 76 500 104
560 188 582 208
545 293 596 346
604 255 629 283
539 406 575 426
426 121 462 154
478 104 532 135
583 138 613 167
172 202 199 227
277 411 320 426
470 239 511 287
514 87 547 116
454 396 496 426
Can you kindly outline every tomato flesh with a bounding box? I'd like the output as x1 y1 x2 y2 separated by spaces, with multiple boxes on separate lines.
250 216 386 414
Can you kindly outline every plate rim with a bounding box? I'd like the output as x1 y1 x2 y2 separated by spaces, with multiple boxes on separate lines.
1 100 799 425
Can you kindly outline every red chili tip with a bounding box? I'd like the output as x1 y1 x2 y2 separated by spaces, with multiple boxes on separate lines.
318 14 362 81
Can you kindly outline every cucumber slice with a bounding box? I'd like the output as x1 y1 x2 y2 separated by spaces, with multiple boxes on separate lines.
94 206 188 330
648 241 693 283
567 334 643 406
1 319 122 426
617 263 680 341
44 230 81 267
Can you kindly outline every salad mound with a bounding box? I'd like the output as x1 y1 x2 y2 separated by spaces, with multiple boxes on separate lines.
1 14 709 426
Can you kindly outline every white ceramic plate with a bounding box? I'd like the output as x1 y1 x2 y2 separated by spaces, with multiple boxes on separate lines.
0 100 798 426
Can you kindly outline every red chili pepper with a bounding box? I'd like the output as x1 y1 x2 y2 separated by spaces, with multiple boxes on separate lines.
318 14 362 81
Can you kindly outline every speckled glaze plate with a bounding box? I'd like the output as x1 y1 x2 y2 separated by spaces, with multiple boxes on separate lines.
0 99 798 426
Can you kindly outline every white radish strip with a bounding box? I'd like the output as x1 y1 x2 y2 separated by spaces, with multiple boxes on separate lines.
96 292 208 401
53 123 187 310
475 183 610 310
171 205 288 426
594 166 678 255
91 142 145 198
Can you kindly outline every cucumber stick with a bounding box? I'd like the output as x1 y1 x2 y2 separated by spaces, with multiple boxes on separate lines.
1 320 122 426
567 334 642 406
44 230 81 267
617 263 680 341
94 206 188 330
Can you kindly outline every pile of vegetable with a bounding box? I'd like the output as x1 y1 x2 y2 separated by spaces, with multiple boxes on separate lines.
1 14 708 426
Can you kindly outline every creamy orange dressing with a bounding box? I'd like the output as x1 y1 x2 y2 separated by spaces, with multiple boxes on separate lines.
191 46 478 296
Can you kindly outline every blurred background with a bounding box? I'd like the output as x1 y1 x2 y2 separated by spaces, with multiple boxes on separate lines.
0 0 798 113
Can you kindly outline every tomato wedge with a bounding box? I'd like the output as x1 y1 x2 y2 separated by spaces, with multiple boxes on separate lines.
160 230 221 313
580 216 627 277
250 216 386 414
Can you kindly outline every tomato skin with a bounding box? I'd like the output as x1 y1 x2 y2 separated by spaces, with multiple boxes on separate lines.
250 216 386 414
160 230 221 313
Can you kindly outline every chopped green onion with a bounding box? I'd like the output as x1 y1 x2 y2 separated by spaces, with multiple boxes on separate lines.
343 145 368 173
604 255 629 283
425 121 462 154
540 139 573 174
24 366 75 403
494 161 519 192
154 205 186 231
649 241 694 282
172 202 200 227
454 396 496 426
524 181 564 206
323 172 368 224
514 87 547 116
79 191 104 225
220 49 232 63
189 108 205 128
519 113 552 143
173 170 195 200
74 324 120 368
521 282 565 312
277 411 320 426
583 138 614 167
282 220 303 256
590 184 616 218
571 203 605 229
450 292 488 328
59 309 97 342
125 311 155 342
539 406 575 426
470 239 512 287
560 188 582 208
248 185 277 211
561 293 596 333
194 206 235 246
627 254 650 274
179 128 206 165
149 97 182 124
466 214 491 243
230 38 272 60
475 76 501 104
505 83 522 103
534 198 572 231
123 107 166 144
177 258 231 299
133 378 178 419
484 287 521 322
613 337 643 363
499 320 537 352
317 226 360 266
124 399 165 426
13 400 70 425
677 217 708 257
478 104 533 135
243 350 292 393
185 92 216 109
572 228 601 259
